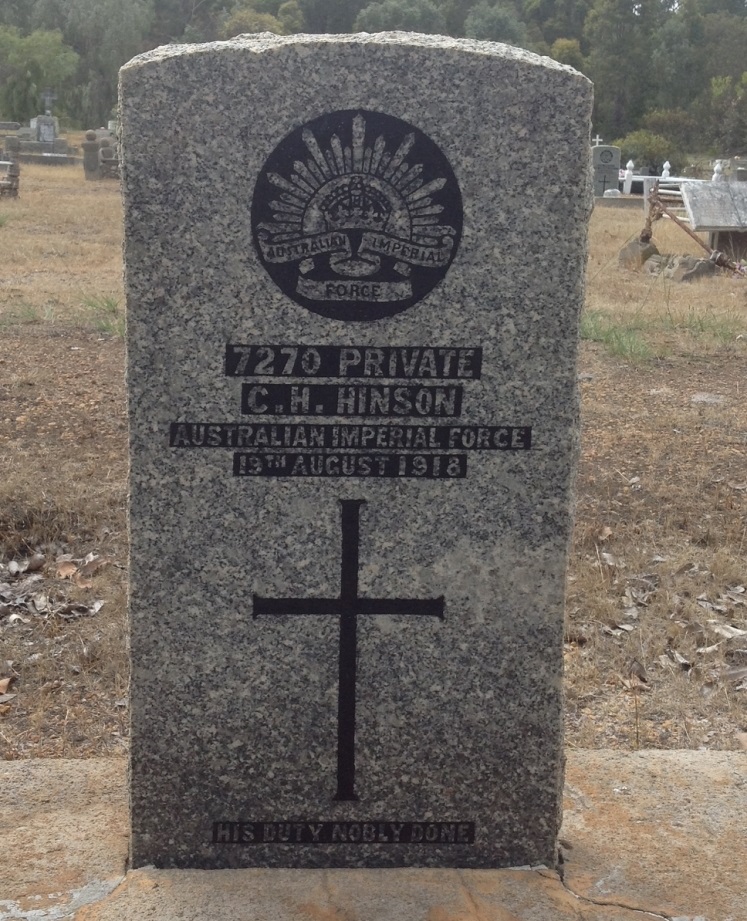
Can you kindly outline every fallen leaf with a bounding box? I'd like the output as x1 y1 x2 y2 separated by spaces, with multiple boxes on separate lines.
629 659 648 682
0 693 16 704
79 557 108 578
0 677 12 694
722 665 747 682
597 526 613 542
31 593 49 613
667 648 692 669
56 561 78 579
25 553 45 572
708 622 747 639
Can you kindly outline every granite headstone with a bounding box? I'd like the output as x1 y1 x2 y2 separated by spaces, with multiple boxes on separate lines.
121 33 592 871
592 144 620 197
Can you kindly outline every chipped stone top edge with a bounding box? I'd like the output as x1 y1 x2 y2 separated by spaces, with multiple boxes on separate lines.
119 30 588 83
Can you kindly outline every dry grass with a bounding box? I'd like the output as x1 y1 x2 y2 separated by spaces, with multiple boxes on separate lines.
0 168 746 759
0 164 123 329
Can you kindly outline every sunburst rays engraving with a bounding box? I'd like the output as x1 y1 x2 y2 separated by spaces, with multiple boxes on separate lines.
251 110 462 321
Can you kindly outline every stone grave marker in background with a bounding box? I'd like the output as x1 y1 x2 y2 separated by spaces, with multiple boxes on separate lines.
35 114 57 145
81 130 101 180
121 33 592 871
681 180 747 260
592 144 620 197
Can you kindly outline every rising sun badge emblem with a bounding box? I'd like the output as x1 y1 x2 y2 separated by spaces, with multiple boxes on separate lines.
251 110 463 321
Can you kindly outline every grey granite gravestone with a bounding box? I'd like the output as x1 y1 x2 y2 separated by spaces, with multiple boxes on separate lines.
120 32 592 872
592 145 620 197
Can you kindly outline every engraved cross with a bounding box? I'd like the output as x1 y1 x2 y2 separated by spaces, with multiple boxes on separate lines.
253 499 445 801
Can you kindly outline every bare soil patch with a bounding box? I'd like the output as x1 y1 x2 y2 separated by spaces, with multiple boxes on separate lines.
1 168 746 758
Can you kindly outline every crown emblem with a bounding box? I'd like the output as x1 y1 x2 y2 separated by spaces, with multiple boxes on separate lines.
252 110 462 321
321 177 391 232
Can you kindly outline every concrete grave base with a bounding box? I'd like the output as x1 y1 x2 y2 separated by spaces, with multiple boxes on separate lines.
2 751 744 921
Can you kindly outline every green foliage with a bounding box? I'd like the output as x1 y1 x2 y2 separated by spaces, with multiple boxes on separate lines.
642 108 697 151
550 37 584 70
579 310 652 361
0 26 78 122
219 0 306 33
278 0 306 31
299 0 369 32
661 306 747 342
0 0 745 151
584 0 665 140
81 295 125 337
702 73 747 153
616 129 674 172
522 0 592 45
354 0 447 33
220 7 286 37
465 1 527 44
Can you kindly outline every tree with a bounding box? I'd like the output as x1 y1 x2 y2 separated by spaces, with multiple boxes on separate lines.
642 108 697 151
439 0 478 35
702 73 747 153
354 0 447 33
584 0 666 140
649 0 704 113
220 7 285 36
700 12 747 83
616 128 674 173
0 26 78 121
299 0 369 32
464 1 527 44
61 0 153 126
697 0 746 14
0 0 34 31
521 0 591 46
550 36 584 70
278 0 306 31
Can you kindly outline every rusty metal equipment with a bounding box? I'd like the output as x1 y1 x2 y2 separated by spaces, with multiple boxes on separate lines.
642 182 746 277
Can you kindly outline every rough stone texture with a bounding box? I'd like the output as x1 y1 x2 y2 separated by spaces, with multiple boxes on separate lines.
2 752 745 920
665 254 716 283
618 239 659 270
120 33 592 870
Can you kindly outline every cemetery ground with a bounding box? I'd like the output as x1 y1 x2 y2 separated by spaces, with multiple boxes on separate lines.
1 165 746 761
